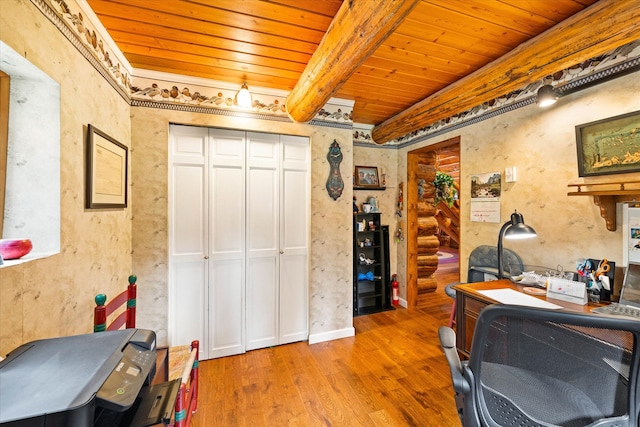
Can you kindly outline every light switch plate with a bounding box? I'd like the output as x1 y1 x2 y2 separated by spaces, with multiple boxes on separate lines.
505 166 517 182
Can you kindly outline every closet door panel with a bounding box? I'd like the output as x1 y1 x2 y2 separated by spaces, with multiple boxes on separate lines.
246 168 277 251
281 135 309 251
169 262 206 347
209 259 244 358
247 133 278 165
170 165 207 348
280 168 308 344
246 132 279 351
173 165 206 254
282 168 308 249
210 129 245 258
210 167 244 255
209 129 245 357
246 167 278 350
279 136 309 344
279 253 308 343
210 130 244 166
245 257 277 350
168 125 208 351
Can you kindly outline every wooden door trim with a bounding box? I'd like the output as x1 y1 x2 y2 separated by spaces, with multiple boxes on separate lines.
0 71 9 237
406 136 460 308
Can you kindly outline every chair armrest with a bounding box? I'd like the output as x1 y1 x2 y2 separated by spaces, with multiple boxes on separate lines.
438 326 470 394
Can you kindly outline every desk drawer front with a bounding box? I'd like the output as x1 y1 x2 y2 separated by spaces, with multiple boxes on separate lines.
464 297 486 316
460 296 490 355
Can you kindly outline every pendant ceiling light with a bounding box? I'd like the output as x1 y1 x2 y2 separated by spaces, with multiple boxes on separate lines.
235 82 252 109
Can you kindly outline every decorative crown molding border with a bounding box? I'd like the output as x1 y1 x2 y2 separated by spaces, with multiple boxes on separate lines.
32 0 354 127
34 0 131 99
30 0 640 144
375 40 640 147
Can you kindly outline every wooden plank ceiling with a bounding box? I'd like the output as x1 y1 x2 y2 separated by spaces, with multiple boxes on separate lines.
87 0 639 143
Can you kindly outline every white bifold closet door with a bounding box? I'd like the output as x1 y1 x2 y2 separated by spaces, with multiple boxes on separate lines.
168 125 209 357
169 125 309 360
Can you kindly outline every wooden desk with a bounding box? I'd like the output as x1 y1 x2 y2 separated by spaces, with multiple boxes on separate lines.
454 279 605 358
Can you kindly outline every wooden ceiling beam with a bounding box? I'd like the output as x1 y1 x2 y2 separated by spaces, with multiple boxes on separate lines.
372 0 640 144
285 0 420 123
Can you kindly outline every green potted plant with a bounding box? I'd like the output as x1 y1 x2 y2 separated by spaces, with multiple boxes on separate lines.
433 171 457 207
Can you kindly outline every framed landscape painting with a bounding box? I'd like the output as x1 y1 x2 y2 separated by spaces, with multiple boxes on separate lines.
576 110 640 177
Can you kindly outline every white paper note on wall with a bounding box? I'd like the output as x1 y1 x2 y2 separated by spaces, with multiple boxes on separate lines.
470 171 501 223
623 204 640 265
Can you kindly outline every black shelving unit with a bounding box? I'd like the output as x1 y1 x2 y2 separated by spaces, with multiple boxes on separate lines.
353 213 393 316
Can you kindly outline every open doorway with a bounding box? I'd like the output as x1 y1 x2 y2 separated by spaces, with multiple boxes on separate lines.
406 136 460 309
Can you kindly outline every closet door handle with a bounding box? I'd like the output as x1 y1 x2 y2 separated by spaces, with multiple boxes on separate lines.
204 256 209 259
280 251 284 254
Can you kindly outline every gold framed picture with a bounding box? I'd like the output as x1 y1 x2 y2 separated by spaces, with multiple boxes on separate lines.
576 110 640 177
354 165 380 188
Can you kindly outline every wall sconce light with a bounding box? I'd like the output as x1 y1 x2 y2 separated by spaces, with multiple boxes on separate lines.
537 84 558 107
235 82 252 108
497 211 537 279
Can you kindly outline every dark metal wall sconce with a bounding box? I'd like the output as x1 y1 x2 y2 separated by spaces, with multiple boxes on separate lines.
537 84 558 107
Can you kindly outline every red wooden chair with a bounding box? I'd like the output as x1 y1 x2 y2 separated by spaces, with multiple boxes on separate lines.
94 275 137 332
173 343 199 427
93 275 199 427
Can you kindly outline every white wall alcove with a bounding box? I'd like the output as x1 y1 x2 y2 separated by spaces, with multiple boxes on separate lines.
1 41 60 267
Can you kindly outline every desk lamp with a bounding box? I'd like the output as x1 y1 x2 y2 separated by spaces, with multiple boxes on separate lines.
497 211 537 279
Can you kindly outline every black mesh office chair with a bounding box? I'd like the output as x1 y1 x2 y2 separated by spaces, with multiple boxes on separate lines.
439 304 640 427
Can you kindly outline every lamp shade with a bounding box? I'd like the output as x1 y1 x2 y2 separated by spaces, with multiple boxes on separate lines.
537 84 557 107
235 82 252 108
497 211 537 279
504 212 537 239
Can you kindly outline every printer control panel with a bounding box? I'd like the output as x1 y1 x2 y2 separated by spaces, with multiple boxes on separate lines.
97 330 156 412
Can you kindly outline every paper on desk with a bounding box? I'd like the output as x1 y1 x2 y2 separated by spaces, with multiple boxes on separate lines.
478 288 563 309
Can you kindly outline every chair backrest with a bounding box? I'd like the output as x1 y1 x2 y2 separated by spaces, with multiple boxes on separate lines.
463 304 640 426
467 244 523 282
94 275 137 332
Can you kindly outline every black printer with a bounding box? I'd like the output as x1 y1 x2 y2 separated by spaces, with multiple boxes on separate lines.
0 329 179 427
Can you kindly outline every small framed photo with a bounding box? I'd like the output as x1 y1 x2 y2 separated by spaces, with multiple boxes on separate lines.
86 124 128 208
354 166 380 187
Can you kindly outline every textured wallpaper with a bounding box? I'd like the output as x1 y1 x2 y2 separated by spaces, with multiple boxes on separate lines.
0 0 132 355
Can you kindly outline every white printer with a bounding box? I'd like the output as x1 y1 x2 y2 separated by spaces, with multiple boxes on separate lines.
0 329 179 427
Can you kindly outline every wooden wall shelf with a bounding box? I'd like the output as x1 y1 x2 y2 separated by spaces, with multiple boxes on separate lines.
567 181 640 231
354 186 386 191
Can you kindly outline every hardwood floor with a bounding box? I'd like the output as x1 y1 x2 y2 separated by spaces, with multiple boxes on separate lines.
190 258 461 426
